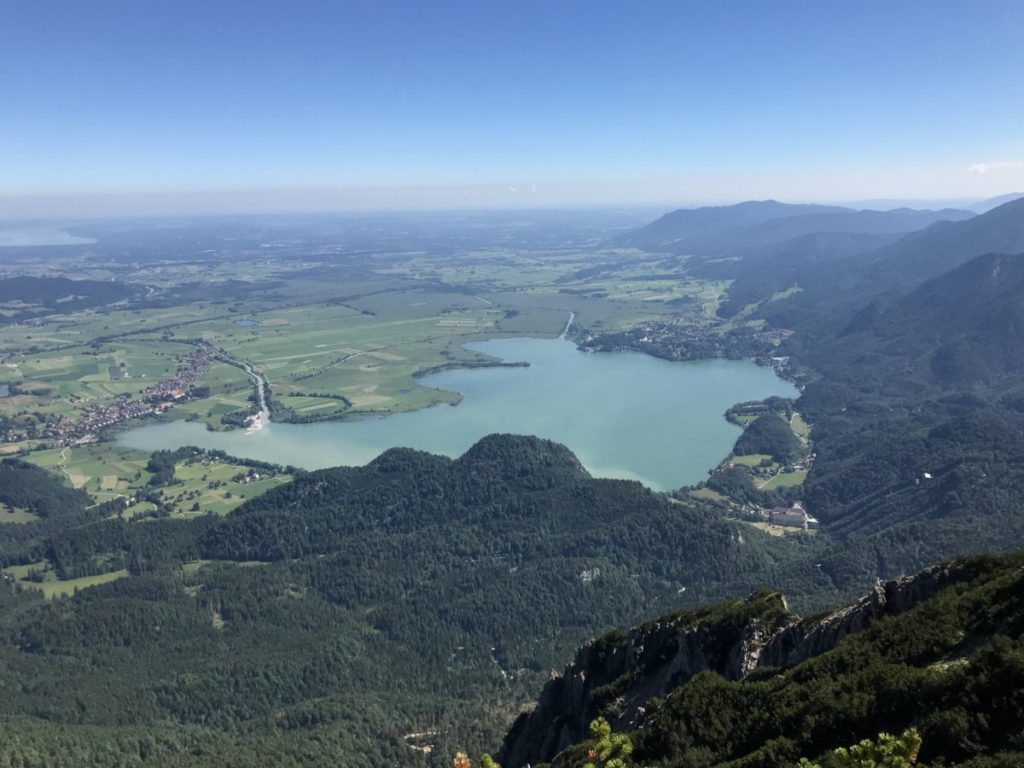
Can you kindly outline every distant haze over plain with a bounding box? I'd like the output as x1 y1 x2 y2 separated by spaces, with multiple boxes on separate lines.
1 169 1022 221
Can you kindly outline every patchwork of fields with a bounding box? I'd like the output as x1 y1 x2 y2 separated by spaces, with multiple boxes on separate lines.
0 246 714 439
0 237 794 600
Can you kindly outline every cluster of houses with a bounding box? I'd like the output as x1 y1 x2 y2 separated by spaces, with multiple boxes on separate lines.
39 396 166 446
578 316 722 350
577 316 799 370
4 345 214 447
145 345 213 403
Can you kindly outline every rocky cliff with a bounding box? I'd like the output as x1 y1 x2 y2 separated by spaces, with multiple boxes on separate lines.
497 564 956 768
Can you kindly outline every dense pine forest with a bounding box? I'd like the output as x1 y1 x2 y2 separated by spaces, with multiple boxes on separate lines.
539 552 1024 768
1 201 1024 766
0 435 837 767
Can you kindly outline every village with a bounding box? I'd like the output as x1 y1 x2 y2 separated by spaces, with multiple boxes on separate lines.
0 344 216 447
577 316 795 365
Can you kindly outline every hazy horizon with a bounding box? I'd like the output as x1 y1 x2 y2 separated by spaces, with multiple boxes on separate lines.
0 181 1021 223
3 1 1023 218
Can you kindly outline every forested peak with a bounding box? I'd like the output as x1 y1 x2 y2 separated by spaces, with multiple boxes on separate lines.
365 445 453 475
456 433 589 479
623 200 849 247
653 199 847 225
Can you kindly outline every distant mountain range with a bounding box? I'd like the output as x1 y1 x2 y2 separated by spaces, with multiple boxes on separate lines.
970 191 1024 213
706 197 1024 330
620 199 975 254
840 193 1022 214
858 196 1024 290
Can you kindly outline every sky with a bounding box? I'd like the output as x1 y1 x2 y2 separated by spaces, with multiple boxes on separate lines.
1 0 1023 216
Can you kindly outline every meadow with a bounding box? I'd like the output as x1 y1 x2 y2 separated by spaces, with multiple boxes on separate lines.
23 443 290 518
0 239 769 544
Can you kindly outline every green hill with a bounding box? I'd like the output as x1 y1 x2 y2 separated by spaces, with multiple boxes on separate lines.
709 201 1024 579
0 435 838 767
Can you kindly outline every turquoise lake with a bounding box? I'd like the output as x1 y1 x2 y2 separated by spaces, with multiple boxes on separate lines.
117 337 797 491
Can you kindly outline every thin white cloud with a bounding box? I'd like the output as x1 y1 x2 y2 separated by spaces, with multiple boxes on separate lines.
968 161 1024 174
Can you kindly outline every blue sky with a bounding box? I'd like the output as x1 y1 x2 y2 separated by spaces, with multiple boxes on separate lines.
1 0 1023 213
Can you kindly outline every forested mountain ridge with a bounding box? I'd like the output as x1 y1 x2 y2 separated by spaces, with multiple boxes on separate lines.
830 251 1024 387
755 197 1024 337
866 196 1024 290
500 551 1024 768
0 434 842 767
666 200 1024 574
781 252 1024 556
621 200 973 254
971 191 1024 213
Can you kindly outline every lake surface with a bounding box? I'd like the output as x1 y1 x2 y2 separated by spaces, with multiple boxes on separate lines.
118 337 797 491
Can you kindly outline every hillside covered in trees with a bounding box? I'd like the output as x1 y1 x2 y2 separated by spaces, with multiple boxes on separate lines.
0 434 844 767
502 552 1024 768
1 201 1022 767
635 199 1024 587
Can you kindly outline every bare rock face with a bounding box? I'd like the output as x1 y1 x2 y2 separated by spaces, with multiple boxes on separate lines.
497 591 793 768
757 563 954 669
497 566 955 768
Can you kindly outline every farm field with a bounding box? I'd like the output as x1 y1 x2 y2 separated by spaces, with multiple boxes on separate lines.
0 244 717 435
0 228 774 507
748 520 815 537
149 457 292 517
23 442 292 516
791 412 811 439
27 443 152 502
761 468 809 489
1 560 130 598
729 453 773 467
0 503 39 524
